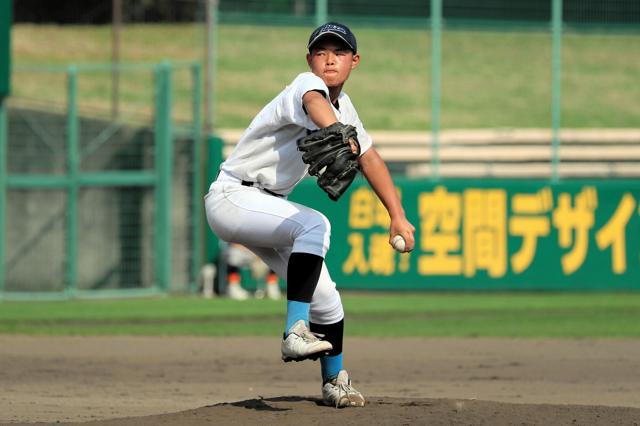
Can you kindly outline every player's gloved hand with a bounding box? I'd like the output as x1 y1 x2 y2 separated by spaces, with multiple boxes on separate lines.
297 122 361 201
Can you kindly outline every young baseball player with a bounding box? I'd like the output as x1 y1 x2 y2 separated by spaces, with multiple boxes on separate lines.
205 22 415 407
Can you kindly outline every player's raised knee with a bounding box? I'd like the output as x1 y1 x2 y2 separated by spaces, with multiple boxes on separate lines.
292 212 331 256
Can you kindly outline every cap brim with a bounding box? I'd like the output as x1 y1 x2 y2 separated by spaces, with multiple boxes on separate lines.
307 32 356 52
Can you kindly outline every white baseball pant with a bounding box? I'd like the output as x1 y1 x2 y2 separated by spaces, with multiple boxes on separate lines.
204 171 344 324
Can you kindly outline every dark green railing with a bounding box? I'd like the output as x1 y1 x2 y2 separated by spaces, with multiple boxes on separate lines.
0 61 203 300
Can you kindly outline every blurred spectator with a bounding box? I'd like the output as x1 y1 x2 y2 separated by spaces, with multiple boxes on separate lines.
224 243 281 301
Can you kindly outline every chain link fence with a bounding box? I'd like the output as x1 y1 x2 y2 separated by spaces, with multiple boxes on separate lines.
2 62 202 298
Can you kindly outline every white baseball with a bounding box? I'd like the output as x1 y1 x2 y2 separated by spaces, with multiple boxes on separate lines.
391 235 406 252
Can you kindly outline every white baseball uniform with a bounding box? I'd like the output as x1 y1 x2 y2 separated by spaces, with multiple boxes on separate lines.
204 72 372 324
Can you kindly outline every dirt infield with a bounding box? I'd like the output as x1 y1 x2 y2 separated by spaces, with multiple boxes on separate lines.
1 336 640 425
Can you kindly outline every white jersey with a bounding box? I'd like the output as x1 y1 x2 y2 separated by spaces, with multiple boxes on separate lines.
220 72 373 196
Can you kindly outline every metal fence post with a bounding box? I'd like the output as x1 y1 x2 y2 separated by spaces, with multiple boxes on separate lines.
551 0 563 182
0 100 6 296
205 135 223 267
315 0 328 26
204 0 218 134
431 0 442 181
66 65 79 297
154 61 173 292
191 62 203 293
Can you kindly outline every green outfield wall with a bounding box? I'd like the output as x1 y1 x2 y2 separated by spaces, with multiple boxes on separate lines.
288 178 640 291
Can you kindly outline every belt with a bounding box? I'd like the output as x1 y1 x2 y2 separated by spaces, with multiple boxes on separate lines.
216 170 284 197
241 180 284 197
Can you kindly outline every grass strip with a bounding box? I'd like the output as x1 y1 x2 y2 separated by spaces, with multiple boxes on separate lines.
1 293 639 337
12 24 640 129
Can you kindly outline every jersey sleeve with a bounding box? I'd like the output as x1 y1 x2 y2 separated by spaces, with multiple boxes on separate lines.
294 72 329 104
277 72 329 127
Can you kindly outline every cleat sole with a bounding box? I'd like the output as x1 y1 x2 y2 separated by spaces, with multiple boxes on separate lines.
282 351 330 363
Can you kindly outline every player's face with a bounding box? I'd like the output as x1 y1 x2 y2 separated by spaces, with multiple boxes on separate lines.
307 38 360 89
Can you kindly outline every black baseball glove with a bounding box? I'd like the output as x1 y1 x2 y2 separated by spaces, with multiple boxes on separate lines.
297 122 361 201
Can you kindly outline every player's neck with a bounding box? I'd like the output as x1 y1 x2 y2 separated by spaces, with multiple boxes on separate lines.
328 85 343 105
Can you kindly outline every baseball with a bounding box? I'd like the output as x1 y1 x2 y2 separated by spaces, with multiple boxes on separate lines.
391 235 406 252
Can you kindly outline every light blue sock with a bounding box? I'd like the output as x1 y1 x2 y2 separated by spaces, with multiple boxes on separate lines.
321 353 343 382
285 300 310 333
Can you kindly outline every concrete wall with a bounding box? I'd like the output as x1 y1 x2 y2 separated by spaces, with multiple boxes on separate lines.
5 107 195 292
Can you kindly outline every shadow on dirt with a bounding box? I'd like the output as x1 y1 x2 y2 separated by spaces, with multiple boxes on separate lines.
211 395 324 412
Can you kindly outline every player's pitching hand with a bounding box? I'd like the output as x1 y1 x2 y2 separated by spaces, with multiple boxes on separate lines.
389 217 415 253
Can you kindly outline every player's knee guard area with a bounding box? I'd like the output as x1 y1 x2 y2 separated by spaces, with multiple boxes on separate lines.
310 287 344 325
291 212 331 257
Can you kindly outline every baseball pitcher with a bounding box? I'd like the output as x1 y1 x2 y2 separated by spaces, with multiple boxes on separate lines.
204 22 415 408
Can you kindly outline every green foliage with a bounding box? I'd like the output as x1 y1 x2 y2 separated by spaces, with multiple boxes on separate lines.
11 24 640 130
1 293 639 337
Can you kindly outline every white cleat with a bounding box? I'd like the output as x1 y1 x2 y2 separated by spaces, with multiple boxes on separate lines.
281 319 332 362
322 370 366 408
227 283 250 301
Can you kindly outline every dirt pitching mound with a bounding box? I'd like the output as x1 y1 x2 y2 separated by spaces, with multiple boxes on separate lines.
43 397 640 426
2 336 640 425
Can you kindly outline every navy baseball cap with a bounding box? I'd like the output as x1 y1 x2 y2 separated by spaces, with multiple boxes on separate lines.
307 22 357 53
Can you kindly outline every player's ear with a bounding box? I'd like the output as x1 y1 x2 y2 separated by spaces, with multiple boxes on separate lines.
306 53 312 67
351 53 360 69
